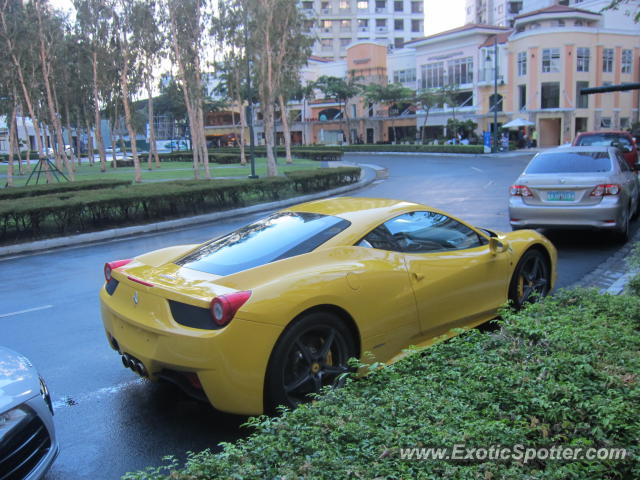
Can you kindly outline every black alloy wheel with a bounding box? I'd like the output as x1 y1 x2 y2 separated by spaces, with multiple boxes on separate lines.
266 312 356 412
508 249 551 309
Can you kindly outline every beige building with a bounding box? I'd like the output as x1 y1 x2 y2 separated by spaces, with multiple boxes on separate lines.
505 5 640 146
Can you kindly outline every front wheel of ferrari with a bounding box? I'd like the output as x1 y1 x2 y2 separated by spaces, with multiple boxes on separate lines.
265 312 356 413
508 249 550 309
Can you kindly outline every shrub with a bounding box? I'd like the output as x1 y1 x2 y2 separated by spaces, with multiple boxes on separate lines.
0 179 131 201
124 290 640 480
0 168 360 242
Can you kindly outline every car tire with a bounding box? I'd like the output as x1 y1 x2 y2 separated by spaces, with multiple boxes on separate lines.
613 206 630 243
508 249 551 310
265 311 357 413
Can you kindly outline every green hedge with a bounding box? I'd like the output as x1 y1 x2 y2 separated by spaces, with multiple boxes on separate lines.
338 144 484 154
124 290 640 480
159 149 344 163
0 167 360 242
0 179 131 201
286 167 360 193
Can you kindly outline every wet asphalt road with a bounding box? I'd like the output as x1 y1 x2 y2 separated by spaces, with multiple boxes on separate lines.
1 152 637 479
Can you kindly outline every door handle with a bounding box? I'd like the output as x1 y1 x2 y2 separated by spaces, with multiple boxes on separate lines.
412 272 424 281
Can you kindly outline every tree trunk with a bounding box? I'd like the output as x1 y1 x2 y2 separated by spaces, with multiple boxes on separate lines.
146 73 160 169
119 53 141 183
91 50 107 172
195 98 210 179
238 98 247 165
421 108 430 144
85 116 94 166
6 104 17 187
279 95 292 164
74 119 82 168
264 102 278 176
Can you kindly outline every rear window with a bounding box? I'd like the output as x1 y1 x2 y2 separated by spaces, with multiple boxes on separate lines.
176 212 350 276
525 152 612 174
575 134 631 148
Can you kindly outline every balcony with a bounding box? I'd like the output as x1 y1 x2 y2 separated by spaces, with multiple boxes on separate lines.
375 7 385 12
375 26 388 33
477 68 504 84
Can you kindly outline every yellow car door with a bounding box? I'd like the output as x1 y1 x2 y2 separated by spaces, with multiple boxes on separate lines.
361 211 512 338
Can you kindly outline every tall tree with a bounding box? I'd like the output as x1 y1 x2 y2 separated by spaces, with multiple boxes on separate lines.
415 89 440 144
33 0 74 179
247 0 311 176
74 0 114 173
130 0 165 170
362 82 414 143
165 0 210 179
313 74 361 144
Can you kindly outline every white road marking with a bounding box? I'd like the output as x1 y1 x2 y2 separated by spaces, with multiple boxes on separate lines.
52 378 145 410
471 166 483 173
483 180 495 189
0 305 53 318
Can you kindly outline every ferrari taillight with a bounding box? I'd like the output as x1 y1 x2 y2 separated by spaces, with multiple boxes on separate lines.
210 291 252 327
510 185 532 197
104 259 133 282
590 184 621 197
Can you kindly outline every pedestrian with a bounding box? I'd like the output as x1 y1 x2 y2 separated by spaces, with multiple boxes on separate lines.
531 128 538 148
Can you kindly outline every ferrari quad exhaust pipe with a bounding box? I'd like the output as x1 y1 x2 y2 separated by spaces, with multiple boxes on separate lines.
121 354 148 377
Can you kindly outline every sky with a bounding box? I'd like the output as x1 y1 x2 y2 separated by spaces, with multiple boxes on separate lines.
50 0 467 38
424 0 466 36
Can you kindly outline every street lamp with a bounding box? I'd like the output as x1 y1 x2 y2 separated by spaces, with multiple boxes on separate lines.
488 36 499 153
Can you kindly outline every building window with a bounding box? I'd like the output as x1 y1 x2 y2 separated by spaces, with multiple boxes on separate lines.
600 117 612 129
340 38 351 47
340 19 351 31
576 47 590 72
302 1 313 9
542 48 560 73
622 49 632 74
339 0 350 9
541 82 560 108
394 19 403 30
375 18 386 32
320 19 333 31
517 51 527 76
358 18 368 28
320 38 333 51
394 0 403 11
447 57 473 85
518 84 526 110
411 1 422 13
393 68 416 83
375 0 385 9
421 62 445 89
411 19 422 32
357 0 368 8
602 48 614 73
621 117 630 129
576 81 589 108
394 37 404 48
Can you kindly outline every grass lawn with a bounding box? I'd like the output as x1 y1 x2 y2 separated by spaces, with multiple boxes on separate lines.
0 157 321 187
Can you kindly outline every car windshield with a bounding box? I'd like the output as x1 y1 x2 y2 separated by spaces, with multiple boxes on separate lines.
525 152 612 174
575 134 631 147
176 212 350 276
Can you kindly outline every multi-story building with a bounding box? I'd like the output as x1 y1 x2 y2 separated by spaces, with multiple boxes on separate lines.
303 0 425 60
465 0 525 27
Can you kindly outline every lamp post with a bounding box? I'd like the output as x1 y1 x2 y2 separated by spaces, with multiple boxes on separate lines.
492 36 499 153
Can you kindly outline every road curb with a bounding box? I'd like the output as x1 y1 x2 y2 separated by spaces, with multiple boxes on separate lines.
0 166 379 259
572 226 640 295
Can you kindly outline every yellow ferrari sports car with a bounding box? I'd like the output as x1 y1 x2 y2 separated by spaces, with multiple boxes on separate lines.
100 197 557 415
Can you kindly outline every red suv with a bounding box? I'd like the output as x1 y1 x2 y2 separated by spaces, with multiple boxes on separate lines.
573 131 639 171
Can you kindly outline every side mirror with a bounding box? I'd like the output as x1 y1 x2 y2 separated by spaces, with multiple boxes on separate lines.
489 237 508 254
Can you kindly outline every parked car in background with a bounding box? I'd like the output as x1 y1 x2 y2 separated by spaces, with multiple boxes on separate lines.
573 131 639 171
0 346 58 479
509 146 640 241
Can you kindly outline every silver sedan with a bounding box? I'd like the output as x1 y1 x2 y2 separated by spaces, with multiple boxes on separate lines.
509 146 640 241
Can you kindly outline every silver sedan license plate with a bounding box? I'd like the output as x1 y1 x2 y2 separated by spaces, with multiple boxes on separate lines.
547 191 575 201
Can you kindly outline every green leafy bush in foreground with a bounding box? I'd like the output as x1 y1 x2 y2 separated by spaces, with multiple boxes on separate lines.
126 290 640 480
